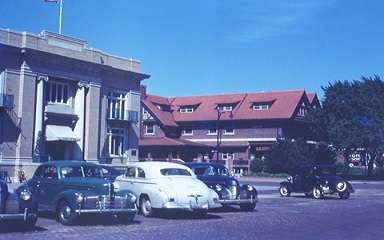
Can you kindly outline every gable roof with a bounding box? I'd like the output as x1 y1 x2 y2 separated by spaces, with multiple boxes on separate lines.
307 92 321 108
142 90 312 125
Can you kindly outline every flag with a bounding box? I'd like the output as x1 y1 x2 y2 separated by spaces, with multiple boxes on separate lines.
44 0 58 2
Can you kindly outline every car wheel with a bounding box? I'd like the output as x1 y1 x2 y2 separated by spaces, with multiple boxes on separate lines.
240 202 256 211
140 196 155 217
22 216 38 229
117 213 135 224
193 209 207 218
56 200 77 225
312 187 323 200
339 190 350 199
279 185 291 197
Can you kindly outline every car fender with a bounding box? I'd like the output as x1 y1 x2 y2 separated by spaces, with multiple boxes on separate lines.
239 184 258 199
280 181 293 191
53 189 86 211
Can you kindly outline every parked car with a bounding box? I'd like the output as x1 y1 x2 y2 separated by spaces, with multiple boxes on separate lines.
279 165 354 199
24 161 137 225
185 163 258 211
0 179 38 228
100 165 124 182
114 162 221 217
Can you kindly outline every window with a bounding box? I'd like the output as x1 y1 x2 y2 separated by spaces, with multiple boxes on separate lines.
182 129 193 136
180 106 194 113
297 102 306 116
208 128 218 135
253 104 269 111
107 91 127 120
224 128 235 135
45 81 69 104
60 166 83 178
217 105 233 112
138 168 146 178
145 124 155 135
160 168 192 176
222 153 235 160
107 128 125 156
125 167 136 178
43 166 58 179
142 108 154 120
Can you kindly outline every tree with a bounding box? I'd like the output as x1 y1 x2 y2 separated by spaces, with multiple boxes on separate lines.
308 75 384 175
264 139 335 175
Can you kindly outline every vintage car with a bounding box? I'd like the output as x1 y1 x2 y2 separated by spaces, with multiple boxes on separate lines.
279 165 354 199
185 163 258 211
114 162 221 217
0 179 38 228
24 161 137 225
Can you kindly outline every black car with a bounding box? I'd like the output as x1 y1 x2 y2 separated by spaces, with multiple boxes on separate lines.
279 165 354 199
0 180 38 228
185 163 258 211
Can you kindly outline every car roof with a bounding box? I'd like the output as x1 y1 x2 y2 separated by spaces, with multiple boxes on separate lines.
38 161 100 168
126 161 194 177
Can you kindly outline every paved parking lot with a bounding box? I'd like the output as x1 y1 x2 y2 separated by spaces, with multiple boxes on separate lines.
1 180 384 240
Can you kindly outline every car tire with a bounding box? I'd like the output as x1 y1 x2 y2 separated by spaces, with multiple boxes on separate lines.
240 202 256 211
312 187 323 200
279 185 291 197
140 196 155 217
339 190 350 199
56 200 77 225
117 213 135 224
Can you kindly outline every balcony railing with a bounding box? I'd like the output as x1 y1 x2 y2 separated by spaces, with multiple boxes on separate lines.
233 160 250 166
0 94 14 109
107 110 139 123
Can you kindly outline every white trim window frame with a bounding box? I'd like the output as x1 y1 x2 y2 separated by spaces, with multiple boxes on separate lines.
107 91 127 120
107 127 125 157
182 129 193 136
207 128 218 135
222 152 235 160
217 105 233 112
142 108 154 120
45 81 70 105
224 128 235 135
144 124 155 135
180 106 194 113
253 104 269 111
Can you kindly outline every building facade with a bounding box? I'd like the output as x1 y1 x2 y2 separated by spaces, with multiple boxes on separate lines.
0 29 149 180
140 88 320 173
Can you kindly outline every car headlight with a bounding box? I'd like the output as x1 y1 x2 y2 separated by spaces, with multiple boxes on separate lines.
129 193 137 202
19 190 31 201
336 182 347 192
230 180 237 186
287 176 293 182
74 193 84 203
114 182 120 192
215 184 223 192
247 185 254 191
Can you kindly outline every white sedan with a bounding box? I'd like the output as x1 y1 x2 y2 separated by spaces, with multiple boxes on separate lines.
114 162 221 217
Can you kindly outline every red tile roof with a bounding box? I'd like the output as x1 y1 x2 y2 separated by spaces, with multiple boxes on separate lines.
142 90 312 124
140 137 212 148
307 92 320 106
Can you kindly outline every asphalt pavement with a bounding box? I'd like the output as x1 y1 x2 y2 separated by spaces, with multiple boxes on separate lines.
1 179 383 240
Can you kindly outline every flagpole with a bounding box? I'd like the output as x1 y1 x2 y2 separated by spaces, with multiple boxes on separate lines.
59 0 63 34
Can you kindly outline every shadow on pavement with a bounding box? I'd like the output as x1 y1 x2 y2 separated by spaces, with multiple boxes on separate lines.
210 205 258 213
153 210 222 220
0 223 47 233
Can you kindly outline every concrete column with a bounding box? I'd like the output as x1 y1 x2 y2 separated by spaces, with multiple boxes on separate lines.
33 75 48 160
73 82 87 160
84 84 101 162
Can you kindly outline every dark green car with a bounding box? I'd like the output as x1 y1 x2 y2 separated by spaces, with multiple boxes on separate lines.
25 161 137 225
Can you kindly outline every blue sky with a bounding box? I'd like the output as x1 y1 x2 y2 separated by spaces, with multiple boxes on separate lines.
1 0 383 99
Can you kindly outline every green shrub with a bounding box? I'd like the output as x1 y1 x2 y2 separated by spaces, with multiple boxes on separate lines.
250 158 264 173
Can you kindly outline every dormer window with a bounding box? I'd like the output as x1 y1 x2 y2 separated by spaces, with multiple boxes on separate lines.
143 108 154 120
217 105 233 112
253 104 269 111
297 102 307 116
180 106 194 113
155 104 171 112
182 129 193 136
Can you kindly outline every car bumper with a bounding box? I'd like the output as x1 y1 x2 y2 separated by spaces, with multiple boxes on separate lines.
218 197 258 205
75 208 137 214
0 208 37 222
162 201 221 211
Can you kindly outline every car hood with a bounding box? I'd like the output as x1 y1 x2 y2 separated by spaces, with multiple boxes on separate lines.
197 175 238 187
60 177 113 194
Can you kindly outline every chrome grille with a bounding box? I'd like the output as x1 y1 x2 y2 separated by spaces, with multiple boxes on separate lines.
83 195 127 210
229 186 238 200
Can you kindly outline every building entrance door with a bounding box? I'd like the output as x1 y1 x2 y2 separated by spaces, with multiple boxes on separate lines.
46 141 66 160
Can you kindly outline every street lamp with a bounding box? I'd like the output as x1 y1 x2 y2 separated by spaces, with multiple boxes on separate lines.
215 107 234 163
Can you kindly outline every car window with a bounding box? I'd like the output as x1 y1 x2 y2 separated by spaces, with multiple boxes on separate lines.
160 168 191 176
125 167 136 178
83 166 103 178
101 167 121 178
43 166 58 179
60 166 84 178
34 166 45 178
193 167 213 176
138 168 146 178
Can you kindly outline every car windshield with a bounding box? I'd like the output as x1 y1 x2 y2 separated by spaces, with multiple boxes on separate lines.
193 166 229 176
160 168 191 176
60 165 103 178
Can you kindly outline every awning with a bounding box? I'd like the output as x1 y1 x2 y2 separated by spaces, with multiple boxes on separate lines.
45 125 79 142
